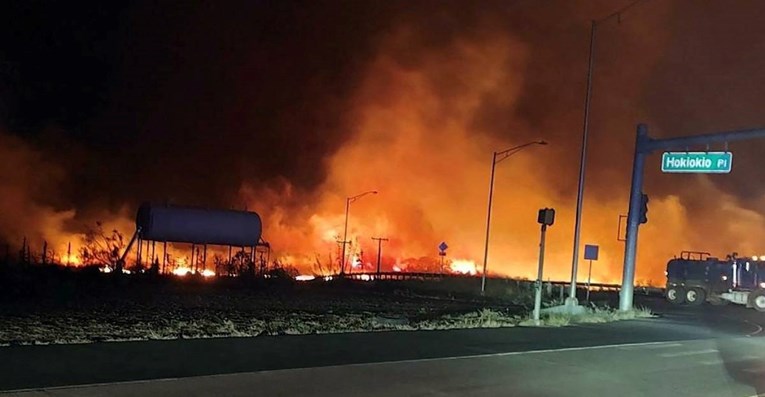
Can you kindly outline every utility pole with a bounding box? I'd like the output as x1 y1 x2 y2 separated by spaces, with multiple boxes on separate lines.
371 237 388 277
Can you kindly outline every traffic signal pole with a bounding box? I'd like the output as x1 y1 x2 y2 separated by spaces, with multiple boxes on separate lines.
619 123 765 311
619 124 649 311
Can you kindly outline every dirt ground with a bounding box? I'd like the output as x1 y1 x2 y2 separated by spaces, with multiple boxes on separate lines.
0 266 527 344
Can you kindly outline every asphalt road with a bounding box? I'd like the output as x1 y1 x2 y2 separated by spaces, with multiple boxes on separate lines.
2 296 765 396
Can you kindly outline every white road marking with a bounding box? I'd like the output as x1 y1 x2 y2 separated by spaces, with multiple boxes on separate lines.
618 342 683 350
699 359 724 366
745 320 764 337
659 348 718 358
0 340 687 394
716 314 764 337
0 377 180 395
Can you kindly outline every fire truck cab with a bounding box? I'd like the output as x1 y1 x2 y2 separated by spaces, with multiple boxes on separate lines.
665 251 765 311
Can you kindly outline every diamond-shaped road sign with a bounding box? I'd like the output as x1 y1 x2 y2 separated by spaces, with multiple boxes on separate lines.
438 242 448 253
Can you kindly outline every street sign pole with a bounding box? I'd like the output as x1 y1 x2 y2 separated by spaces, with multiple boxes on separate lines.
583 244 599 305
586 259 593 303
438 241 448 275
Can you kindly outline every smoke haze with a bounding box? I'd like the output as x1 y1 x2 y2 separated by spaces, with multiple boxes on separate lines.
3 1 765 283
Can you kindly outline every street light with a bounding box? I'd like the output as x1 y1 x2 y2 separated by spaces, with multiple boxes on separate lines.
340 190 378 275
568 0 646 308
481 140 547 294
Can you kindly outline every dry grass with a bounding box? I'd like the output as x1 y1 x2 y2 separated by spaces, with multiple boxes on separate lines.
521 305 655 327
415 308 520 330
574 305 655 323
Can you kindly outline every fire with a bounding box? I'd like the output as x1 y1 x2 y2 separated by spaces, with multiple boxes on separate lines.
172 267 215 278
450 259 477 275
234 23 699 286
350 255 361 269
61 253 81 266
4 4 763 290
172 267 193 276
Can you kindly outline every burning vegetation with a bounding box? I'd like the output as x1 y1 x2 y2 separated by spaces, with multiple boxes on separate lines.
3 1 765 287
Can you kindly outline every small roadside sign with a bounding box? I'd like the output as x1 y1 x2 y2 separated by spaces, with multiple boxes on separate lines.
584 244 599 261
438 242 448 253
584 244 599 303
661 152 732 173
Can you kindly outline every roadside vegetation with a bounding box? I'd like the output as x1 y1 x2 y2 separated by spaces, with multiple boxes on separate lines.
520 305 655 327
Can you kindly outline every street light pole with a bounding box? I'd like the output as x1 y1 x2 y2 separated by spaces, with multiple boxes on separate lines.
568 19 596 306
340 190 378 275
481 140 547 294
480 152 498 294
567 0 647 308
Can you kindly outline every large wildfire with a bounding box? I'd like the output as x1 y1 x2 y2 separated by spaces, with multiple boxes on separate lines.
3 1 765 286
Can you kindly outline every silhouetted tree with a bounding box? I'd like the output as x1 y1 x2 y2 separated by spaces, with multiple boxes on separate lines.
213 254 226 276
230 249 253 277
79 222 125 270
149 257 160 275
313 251 339 275
269 260 299 279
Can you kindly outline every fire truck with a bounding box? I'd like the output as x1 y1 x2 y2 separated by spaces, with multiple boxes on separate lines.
665 251 765 311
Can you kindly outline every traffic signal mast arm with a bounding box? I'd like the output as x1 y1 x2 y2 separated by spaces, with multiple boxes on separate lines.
620 124 765 312
640 126 765 154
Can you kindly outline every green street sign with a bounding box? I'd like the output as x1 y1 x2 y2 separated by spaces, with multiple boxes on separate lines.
661 152 732 173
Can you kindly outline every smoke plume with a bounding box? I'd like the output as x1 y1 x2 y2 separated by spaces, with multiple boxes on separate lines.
4 1 765 284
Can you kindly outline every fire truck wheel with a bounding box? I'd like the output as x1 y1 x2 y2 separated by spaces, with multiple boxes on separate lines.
749 290 765 312
685 288 705 306
666 286 685 304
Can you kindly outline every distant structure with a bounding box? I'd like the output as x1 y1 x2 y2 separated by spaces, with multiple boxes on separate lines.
136 203 262 246
119 203 268 274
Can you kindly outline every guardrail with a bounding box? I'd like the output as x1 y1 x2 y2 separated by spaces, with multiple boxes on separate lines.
328 271 662 295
